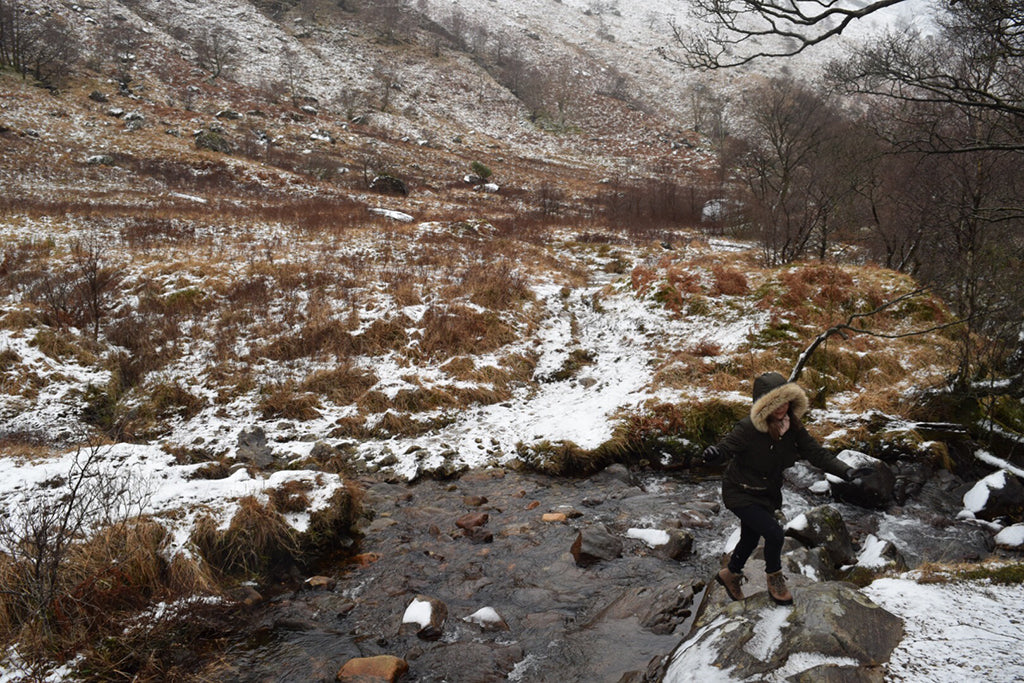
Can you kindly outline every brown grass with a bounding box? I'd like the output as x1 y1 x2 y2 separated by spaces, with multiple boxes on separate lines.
712 265 749 296
417 305 516 359
299 364 378 404
191 496 299 578
256 383 323 421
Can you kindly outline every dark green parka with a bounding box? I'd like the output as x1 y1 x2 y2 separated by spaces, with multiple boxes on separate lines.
715 372 850 511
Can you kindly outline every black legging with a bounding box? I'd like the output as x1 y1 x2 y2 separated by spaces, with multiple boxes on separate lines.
727 504 785 574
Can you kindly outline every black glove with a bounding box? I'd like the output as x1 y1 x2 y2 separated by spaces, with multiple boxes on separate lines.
845 466 873 486
702 445 725 465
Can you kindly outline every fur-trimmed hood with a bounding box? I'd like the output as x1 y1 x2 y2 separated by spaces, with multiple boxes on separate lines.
750 372 809 433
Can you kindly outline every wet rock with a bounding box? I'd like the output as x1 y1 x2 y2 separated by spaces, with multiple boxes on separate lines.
571 523 623 567
463 494 488 506
401 595 447 640
962 470 1024 522
554 504 584 518
668 582 903 682
456 512 489 530
591 463 638 488
785 505 856 567
236 426 274 468
404 642 524 680
833 451 896 509
658 529 694 561
595 581 699 636
336 654 408 682
464 526 493 543
542 512 568 523
463 606 509 631
784 545 839 581
303 575 337 591
228 585 263 607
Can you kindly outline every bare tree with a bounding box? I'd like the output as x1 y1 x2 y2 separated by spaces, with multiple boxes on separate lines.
195 27 237 80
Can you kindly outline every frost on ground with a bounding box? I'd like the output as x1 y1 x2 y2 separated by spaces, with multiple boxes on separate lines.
863 576 1024 683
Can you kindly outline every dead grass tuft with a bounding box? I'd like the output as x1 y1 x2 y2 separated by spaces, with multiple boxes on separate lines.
712 265 749 296
417 305 516 359
268 480 313 514
191 496 299 579
257 383 322 421
299 364 378 404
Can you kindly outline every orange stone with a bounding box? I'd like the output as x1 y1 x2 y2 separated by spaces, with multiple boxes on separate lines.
336 655 409 682
542 512 568 523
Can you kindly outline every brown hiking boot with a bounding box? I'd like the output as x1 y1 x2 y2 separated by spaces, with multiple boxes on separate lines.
716 568 745 601
766 571 793 605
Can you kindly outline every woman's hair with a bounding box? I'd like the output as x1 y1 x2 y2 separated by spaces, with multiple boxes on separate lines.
766 410 802 441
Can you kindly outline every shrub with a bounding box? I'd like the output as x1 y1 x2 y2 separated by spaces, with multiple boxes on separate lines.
470 161 493 180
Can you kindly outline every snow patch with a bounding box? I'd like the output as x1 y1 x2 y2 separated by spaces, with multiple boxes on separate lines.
627 528 670 547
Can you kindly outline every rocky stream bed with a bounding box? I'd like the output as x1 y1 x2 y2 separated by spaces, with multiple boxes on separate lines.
197 454 1011 682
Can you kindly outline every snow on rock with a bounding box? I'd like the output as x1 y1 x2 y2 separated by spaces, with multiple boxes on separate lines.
994 524 1024 550
963 470 1008 514
863 576 1024 682
402 598 434 629
626 528 671 548
368 207 414 222
463 606 509 631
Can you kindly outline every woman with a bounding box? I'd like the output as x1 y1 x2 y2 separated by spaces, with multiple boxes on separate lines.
702 372 855 605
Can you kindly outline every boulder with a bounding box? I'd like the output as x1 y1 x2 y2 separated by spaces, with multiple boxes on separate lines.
401 595 447 640
336 655 408 682
664 582 904 682
571 523 623 567
785 505 856 567
236 426 274 468
832 451 896 509
962 470 1024 522
456 512 488 530
370 174 408 196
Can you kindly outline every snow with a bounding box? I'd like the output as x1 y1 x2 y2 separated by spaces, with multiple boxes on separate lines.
855 534 890 569
745 606 789 660
368 208 414 222
627 528 671 547
994 525 1024 548
963 470 1008 514
402 598 434 629
463 607 504 627
863 576 1024 683
784 513 808 533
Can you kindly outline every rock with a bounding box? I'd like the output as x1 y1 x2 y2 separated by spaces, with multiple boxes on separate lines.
667 582 904 682
463 495 488 507
227 585 263 606
236 426 274 468
832 451 896 509
542 512 567 523
194 129 233 154
336 654 408 682
571 523 623 567
401 595 447 640
464 527 494 543
463 606 509 631
86 154 114 166
88 90 108 103
658 529 694 561
784 545 840 582
962 470 1024 522
784 505 856 567
456 512 488 530
215 109 242 120
370 174 408 196
303 575 337 591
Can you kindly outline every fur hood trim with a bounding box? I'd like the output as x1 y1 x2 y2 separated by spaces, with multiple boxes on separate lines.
750 379 809 432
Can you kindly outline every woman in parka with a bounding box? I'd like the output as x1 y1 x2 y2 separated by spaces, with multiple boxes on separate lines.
702 372 857 605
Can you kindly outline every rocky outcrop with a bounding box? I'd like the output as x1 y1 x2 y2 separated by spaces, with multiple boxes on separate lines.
661 582 903 682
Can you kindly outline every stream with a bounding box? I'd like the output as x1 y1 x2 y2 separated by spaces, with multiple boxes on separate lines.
201 458 993 682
